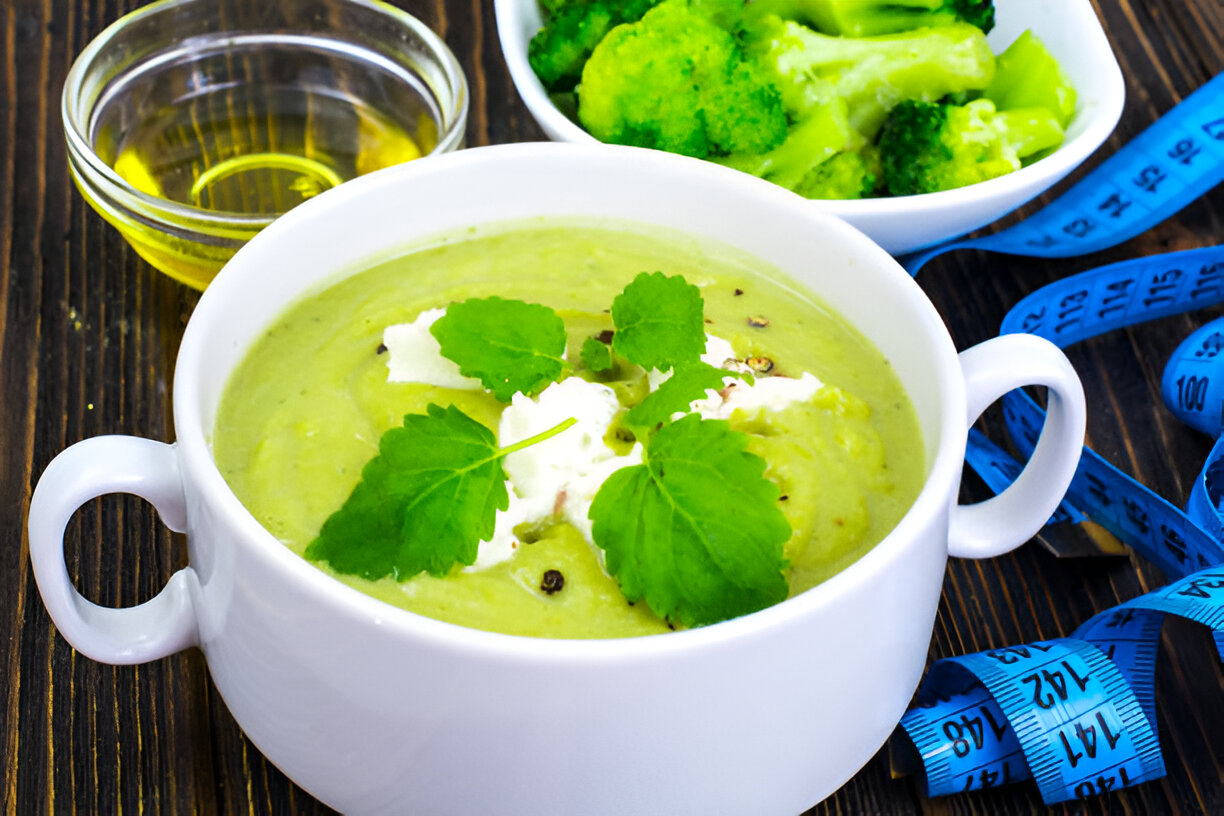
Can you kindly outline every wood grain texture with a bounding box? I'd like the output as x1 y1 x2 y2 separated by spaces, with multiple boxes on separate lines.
2 0 1222 813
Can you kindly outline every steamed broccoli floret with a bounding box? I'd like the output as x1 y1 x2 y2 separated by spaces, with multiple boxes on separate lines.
576 0 788 158
786 0 995 37
794 147 881 199
877 98 1065 195
528 0 660 92
751 18 997 137
715 96 858 190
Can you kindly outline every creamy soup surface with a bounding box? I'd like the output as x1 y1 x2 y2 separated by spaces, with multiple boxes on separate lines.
212 219 925 638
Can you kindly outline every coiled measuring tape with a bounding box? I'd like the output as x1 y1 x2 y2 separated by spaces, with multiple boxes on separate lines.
896 71 1224 804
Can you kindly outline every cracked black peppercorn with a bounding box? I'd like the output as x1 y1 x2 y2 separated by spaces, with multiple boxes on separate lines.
540 569 565 595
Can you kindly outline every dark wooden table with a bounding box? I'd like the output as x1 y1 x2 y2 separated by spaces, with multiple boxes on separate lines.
4 0 1223 812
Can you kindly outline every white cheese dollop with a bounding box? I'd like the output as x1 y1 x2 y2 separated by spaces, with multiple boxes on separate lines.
383 308 482 390
700 334 740 370
647 332 823 420
470 378 642 570
687 371 823 420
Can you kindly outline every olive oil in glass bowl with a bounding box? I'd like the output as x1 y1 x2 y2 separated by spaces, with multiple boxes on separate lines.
64 0 468 290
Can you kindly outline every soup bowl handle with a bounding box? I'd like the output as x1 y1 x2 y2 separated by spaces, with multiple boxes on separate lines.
948 333 1087 559
28 436 199 664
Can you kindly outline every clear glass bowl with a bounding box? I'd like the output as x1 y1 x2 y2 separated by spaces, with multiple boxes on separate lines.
64 0 469 290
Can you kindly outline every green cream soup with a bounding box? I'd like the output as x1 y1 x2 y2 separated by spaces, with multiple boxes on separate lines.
213 220 924 638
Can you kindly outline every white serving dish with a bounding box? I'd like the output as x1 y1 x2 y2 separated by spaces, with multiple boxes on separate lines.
494 0 1125 256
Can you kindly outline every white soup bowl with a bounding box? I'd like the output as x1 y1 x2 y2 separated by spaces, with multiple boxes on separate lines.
29 143 1086 814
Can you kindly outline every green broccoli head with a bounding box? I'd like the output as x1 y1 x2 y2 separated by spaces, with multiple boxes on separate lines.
877 98 1065 195
715 95 858 191
790 0 995 37
528 0 661 92
750 18 997 137
794 148 881 199
576 0 788 158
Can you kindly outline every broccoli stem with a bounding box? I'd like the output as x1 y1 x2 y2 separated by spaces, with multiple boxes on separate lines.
984 30 1077 127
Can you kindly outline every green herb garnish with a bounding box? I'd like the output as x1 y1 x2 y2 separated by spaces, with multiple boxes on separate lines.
589 414 791 627
431 297 568 401
611 271 706 371
305 404 575 581
580 335 614 372
623 361 732 431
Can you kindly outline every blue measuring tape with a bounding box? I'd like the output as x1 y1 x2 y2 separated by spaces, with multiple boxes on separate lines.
896 71 1224 804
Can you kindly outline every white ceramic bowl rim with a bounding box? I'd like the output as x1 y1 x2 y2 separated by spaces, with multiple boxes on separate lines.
174 142 968 662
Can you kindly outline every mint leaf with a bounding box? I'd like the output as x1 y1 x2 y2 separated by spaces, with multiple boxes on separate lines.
611 272 706 371
623 362 732 431
581 335 614 372
431 297 567 401
306 404 575 581
589 414 791 626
